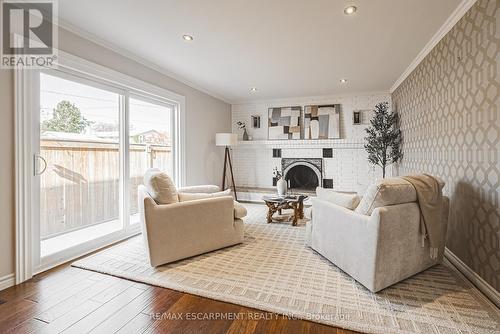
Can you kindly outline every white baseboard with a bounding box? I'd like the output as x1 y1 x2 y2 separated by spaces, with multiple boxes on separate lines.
0 273 15 292
445 248 500 308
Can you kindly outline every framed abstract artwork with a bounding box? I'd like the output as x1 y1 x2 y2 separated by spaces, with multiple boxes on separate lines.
303 104 340 139
268 106 302 140
353 111 362 125
251 115 261 128
353 109 371 125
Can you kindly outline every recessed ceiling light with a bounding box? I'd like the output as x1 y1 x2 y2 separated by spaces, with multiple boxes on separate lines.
340 78 348 83
250 87 258 92
344 5 357 15
182 34 194 41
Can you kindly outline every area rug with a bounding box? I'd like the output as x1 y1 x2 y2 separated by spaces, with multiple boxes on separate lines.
72 204 500 334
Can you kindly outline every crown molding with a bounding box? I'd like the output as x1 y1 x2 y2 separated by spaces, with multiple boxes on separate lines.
390 0 478 93
56 18 233 104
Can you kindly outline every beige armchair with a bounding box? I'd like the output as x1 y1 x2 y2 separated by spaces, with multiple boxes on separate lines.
307 177 449 292
138 185 244 266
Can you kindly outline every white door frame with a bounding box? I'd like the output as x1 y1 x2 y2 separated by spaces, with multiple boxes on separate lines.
15 51 186 283
14 68 37 284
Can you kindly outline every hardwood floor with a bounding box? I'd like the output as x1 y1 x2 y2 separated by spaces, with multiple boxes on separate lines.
0 263 360 334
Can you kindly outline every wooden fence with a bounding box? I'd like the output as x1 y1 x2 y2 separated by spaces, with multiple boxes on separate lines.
40 139 171 239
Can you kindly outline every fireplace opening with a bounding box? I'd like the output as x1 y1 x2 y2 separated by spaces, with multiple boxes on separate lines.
285 165 319 191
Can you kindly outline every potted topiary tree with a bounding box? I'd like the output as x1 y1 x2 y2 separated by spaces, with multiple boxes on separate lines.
364 102 403 178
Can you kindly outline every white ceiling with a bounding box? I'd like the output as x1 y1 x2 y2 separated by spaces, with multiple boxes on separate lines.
58 0 462 103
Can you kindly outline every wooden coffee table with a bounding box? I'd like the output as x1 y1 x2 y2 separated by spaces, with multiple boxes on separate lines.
262 195 308 226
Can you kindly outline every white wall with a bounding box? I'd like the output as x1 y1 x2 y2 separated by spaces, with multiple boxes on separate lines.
0 69 15 283
231 92 392 193
0 27 231 282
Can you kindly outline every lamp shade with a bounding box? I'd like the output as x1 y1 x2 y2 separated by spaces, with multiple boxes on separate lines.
216 133 238 147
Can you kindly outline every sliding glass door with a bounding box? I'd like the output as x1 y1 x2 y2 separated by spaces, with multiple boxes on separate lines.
34 69 178 268
39 72 123 258
129 97 173 225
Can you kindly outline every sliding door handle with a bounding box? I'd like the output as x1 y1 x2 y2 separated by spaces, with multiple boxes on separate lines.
34 154 47 176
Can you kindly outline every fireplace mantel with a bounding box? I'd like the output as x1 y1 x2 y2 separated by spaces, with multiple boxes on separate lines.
235 139 365 147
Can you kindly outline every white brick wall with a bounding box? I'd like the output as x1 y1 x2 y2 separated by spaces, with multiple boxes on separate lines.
231 92 392 193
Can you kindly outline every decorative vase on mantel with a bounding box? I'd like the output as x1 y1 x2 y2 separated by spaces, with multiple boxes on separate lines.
242 128 249 141
276 178 287 196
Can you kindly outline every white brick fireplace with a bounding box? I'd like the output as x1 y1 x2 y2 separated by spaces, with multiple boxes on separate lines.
230 92 392 200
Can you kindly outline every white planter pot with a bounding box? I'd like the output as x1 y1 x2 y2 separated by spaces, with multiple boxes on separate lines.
276 178 287 196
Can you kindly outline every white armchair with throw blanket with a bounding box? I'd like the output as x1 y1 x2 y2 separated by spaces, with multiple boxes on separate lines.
307 175 449 292
138 168 246 266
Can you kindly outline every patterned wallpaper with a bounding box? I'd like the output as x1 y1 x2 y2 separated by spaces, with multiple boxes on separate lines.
392 0 499 290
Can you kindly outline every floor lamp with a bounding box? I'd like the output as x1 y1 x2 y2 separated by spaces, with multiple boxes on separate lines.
216 133 238 200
